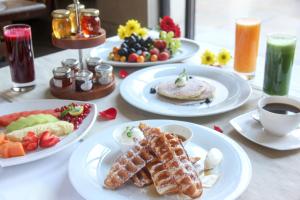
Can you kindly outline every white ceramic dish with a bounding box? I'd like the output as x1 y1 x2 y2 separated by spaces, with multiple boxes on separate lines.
230 110 300 151
68 119 252 200
159 124 193 145
120 64 252 117
0 99 97 167
90 36 200 67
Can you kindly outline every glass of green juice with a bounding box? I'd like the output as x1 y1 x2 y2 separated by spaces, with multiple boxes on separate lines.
263 34 296 96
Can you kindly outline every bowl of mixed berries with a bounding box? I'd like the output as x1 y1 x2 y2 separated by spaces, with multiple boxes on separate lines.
108 31 181 63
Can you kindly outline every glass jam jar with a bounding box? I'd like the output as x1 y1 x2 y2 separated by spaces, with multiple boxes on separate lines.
80 8 101 37
51 9 72 39
86 57 102 74
67 3 85 34
61 58 79 77
52 67 72 88
95 64 113 85
75 70 93 92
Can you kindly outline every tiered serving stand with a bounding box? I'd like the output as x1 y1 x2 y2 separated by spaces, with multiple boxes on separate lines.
50 0 115 101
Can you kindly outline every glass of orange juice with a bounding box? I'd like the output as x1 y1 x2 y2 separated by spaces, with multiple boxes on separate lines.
234 18 261 80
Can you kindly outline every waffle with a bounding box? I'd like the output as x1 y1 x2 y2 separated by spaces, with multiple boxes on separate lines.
140 124 203 199
131 167 153 188
104 138 154 189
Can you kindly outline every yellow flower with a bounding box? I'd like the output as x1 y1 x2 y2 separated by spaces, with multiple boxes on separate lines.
125 19 141 35
201 50 216 65
117 25 127 39
136 28 148 38
217 49 231 65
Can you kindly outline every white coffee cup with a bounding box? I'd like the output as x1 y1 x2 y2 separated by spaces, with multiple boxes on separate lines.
258 96 300 136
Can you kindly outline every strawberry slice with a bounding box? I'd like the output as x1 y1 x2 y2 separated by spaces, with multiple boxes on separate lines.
22 131 39 151
39 131 60 148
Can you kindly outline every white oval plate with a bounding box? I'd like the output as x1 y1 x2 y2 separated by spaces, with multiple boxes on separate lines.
68 120 252 200
120 64 252 117
90 36 200 67
0 99 97 167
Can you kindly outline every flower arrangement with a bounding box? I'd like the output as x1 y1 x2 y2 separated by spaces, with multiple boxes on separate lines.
117 19 148 39
159 16 181 38
201 49 231 66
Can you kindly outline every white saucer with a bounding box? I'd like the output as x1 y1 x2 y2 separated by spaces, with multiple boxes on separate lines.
230 110 300 151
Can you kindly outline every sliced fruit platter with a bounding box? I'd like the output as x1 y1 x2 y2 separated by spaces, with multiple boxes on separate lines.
90 17 200 67
0 100 97 167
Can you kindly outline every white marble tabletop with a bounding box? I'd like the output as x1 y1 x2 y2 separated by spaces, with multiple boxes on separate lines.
0 43 299 200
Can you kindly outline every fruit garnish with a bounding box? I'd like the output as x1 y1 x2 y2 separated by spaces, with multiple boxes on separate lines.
99 107 117 120
119 69 129 78
124 126 133 138
175 69 188 87
39 131 60 148
69 105 84 117
56 103 91 129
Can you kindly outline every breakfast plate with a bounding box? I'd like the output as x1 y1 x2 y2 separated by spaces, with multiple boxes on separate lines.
68 119 252 200
90 36 200 67
230 110 300 151
0 99 97 167
120 64 252 117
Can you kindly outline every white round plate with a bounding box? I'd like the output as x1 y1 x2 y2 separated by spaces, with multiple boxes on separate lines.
120 64 252 117
69 120 252 200
230 110 300 151
0 99 97 167
90 36 200 67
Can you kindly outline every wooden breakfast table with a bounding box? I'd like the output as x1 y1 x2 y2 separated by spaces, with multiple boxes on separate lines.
0 43 299 200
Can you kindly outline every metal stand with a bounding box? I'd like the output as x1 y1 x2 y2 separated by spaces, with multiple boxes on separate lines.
73 0 84 70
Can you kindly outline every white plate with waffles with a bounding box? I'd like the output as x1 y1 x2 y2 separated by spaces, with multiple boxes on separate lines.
68 120 252 200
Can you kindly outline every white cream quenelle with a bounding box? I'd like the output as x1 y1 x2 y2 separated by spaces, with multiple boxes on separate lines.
204 148 223 170
118 126 144 145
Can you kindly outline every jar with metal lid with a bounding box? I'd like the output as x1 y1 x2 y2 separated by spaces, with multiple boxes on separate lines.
86 57 102 74
75 70 93 92
52 67 72 88
61 58 79 76
67 3 85 34
51 9 72 39
95 64 113 85
80 8 101 37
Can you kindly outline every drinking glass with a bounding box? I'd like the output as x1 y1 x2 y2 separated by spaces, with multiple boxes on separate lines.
3 24 36 92
234 18 261 80
263 34 296 96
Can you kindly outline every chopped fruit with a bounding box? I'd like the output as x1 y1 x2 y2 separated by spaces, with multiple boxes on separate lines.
120 56 127 62
22 131 39 151
128 53 139 62
150 54 158 62
149 48 160 56
158 51 170 61
113 53 121 61
39 131 60 148
142 51 151 61
113 47 119 54
56 103 91 129
0 141 25 158
108 52 114 60
69 105 84 117
137 55 145 63
154 39 167 50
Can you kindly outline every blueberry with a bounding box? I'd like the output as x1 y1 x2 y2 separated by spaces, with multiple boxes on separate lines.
134 43 142 50
118 48 129 56
142 47 148 51
136 50 142 55
150 88 156 94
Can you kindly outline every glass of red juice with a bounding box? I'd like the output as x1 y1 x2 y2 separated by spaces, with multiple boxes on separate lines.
3 24 35 92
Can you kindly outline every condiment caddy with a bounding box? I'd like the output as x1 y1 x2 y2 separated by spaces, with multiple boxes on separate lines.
49 0 115 100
